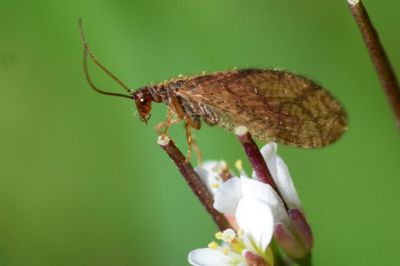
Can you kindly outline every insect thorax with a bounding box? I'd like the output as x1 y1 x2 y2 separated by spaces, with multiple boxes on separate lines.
144 78 187 104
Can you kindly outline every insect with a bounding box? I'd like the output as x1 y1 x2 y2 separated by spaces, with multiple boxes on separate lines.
79 19 347 159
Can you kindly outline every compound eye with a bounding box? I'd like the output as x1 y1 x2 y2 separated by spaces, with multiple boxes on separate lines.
139 94 152 105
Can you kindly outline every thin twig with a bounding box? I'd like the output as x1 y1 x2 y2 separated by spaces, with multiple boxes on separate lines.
234 126 278 191
348 0 400 129
158 135 230 231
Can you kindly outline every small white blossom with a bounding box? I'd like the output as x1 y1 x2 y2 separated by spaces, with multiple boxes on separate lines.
189 247 245 266
188 217 274 266
196 160 228 195
215 175 290 228
190 143 307 264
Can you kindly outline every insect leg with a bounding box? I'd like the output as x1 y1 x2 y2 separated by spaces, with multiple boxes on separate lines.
163 107 173 135
180 99 201 130
179 98 205 163
167 96 203 162
179 100 204 164
184 119 193 163
154 107 181 135
190 135 203 165
182 125 203 164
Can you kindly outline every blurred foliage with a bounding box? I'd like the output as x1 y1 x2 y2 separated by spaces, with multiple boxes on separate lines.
0 0 399 265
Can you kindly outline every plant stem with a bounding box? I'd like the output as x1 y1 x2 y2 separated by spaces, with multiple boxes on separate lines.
158 135 230 231
348 0 400 129
234 126 277 190
270 241 293 266
297 253 312 266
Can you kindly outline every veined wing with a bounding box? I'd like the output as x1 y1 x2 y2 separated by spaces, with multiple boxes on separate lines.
176 69 347 148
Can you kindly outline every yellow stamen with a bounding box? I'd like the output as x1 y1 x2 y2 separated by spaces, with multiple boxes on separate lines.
219 160 227 170
222 247 229 255
211 183 220 188
235 160 243 172
215 231 223 240
231 238 246 253
208 241 219 249
222 228 236 243
212 161 226 174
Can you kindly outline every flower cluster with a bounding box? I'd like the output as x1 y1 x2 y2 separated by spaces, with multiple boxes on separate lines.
189 227 274 266
188 142 313 266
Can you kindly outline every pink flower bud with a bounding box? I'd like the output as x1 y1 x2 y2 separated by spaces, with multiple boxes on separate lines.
289 209 313 252
274 223 308 259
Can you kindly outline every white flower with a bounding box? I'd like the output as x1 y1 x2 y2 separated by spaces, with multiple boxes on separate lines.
188 246 245 266
188 221 274 266
213 141 301 227
195 160 228 195
196 143 301 213
189 143 308 264
214 176 289 228
190 163 276 265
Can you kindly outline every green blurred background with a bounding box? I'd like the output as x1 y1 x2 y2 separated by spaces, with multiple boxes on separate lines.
1 0 399 265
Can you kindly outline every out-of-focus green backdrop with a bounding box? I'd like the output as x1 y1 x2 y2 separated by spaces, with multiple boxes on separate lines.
1 0 399 265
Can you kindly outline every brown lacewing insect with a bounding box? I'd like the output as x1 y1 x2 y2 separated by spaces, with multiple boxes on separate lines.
79 19 347 151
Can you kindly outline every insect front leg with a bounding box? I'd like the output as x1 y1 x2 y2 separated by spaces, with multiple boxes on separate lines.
168 96 203 163
154 107 180 136
181 101 203 164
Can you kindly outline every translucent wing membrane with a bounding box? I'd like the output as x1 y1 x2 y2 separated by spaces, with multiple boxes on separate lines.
176 69 347 148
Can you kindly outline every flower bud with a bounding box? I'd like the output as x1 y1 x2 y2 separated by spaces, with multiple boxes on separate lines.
289 209 313 252
274 222 308 259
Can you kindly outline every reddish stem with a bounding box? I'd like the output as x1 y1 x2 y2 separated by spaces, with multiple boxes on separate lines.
348 0 400 129
158 136 230 231
234 126 278 191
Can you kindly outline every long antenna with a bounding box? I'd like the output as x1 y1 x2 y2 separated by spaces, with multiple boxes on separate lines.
79 18 132 99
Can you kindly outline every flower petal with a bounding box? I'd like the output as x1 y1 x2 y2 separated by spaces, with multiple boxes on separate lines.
195 161 224 196
235 197 274 251
260 143 278 162
188 248 236 266
240 178 289 224
251 143 303 212
273 156 302 210
214 177 243 214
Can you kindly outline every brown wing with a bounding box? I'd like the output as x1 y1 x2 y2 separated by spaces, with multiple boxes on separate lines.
175 69 347 148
